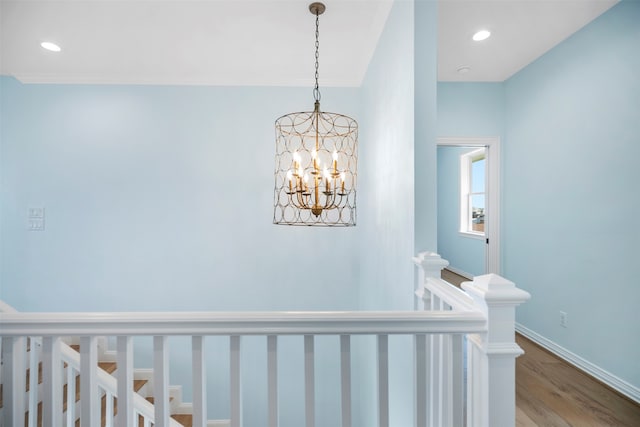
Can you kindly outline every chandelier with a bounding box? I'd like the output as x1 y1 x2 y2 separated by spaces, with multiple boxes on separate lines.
273 2 358 226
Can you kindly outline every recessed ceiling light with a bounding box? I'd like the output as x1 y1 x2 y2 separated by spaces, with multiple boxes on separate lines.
41 42 61 52
457 66 471 74
472 30 491 42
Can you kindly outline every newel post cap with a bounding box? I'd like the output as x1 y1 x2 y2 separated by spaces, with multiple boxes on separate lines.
462 273 531 306
412 251 449 270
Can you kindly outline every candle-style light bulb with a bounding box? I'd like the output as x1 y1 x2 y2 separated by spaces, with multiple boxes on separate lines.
340 172 346 193
332 150 338 175
293 152 301 176
323 167 331 191
287 170 294 192
312 149 318 172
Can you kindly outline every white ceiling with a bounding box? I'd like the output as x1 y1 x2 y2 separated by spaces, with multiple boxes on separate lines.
438 0 618 81
0 0 619 86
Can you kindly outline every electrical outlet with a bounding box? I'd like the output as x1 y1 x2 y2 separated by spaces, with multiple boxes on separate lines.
560 311 568 328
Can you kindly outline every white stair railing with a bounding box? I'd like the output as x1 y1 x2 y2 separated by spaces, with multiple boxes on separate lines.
2 310 486 427
413 251 531 427
0 303 176 427
1 251 530 427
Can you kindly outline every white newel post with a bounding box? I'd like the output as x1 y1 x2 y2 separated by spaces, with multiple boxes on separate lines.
463 274 530 427
413 251 449 310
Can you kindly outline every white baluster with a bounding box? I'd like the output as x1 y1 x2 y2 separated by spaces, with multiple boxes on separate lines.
424 328 433 425
1 336 26 427
377 334 389 427
42 336 63 427
442 334 452 427
415 334 427 427
27 338 39 427
304 335 315 427
429 301 442 427
451 334 464 427
230 335 242 427
105 389 114 427
193 335 207 427
66 365 76 427
80 336 100 426
340 335 351 427
116 336 134 427
267 335 278 427
466 338 481 426
153 336 170 427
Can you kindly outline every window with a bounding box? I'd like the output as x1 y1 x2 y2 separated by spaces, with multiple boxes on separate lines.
460 148 485 236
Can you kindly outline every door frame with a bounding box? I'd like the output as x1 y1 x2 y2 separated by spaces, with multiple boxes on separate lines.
437 137 501 274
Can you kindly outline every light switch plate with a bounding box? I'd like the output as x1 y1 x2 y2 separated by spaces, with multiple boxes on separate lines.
27 207 45 231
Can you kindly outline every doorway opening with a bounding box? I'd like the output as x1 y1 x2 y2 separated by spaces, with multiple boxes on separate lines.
437 137 501 276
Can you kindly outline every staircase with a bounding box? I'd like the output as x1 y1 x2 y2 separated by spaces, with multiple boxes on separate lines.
0 303 228 427
0 340 198 427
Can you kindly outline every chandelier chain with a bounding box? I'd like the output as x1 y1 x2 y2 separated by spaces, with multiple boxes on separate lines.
313 10 321 103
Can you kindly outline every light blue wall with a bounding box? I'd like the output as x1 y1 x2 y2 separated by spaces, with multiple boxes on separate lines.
0 79 361 313
0 76 361 425
504 1 640 390
438 83 504 137
414 0 439 254
357 1 418 425
437 2 640 393
436 83 505 275
436 146 485 276
358 0 415 312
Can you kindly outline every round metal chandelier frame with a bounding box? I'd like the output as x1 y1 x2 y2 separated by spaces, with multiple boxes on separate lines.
273 2 358 227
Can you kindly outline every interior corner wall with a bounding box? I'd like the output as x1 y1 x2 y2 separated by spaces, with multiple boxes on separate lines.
414 0 438 255
356 0 428 425
504 0 640 393
358 0 415 312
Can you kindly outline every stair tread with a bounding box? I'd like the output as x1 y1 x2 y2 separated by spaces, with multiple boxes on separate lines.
146 396 175 404
99 361 117 374
134 378 148 391
172 414 193 427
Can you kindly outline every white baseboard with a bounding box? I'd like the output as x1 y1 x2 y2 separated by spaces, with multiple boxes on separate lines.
516 323 640 404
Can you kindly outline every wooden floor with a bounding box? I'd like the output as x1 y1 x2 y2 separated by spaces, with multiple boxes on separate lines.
442 269 640 427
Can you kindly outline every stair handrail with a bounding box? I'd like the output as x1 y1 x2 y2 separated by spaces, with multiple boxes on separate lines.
0 309 487 337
